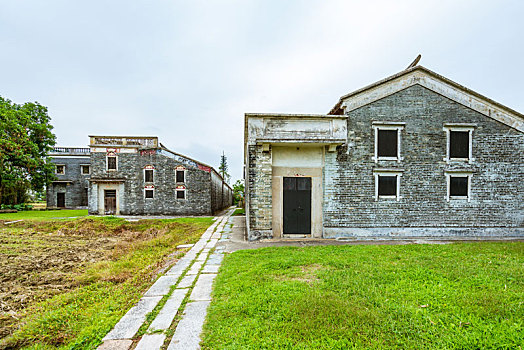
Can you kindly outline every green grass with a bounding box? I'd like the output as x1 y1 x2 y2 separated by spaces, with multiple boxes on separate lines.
0 216 213 349
232 208 245 216
202 243 524 349
0 209 87 221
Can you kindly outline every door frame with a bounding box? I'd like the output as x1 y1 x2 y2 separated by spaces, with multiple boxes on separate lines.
272 167 323 239
56 192 66 208
283 177 312 235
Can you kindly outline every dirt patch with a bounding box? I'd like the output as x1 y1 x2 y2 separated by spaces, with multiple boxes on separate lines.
276 264 325 285
0 218 190 340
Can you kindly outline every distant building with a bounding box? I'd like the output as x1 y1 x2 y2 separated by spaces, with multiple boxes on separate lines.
87 136 232 215
245 65 524 240
46 147 91 208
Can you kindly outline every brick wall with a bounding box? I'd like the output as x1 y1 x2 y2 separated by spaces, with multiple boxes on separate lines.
247 144 273 239
323 84 524 232
47 156 90 208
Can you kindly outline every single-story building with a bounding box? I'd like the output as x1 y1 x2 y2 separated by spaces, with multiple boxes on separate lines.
244 64 524 240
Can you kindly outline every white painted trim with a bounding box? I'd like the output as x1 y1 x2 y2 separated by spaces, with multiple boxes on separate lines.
445 171 473 202
443 125 475 164
106 155 118 172
373 170 403 201
372 123 405 163
340 69 524 132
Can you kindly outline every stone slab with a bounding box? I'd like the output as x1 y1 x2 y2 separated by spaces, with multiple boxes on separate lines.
201 264 220 274
190 273 217 301
177 273 197 289
196 252 208 261
103 296 162 340
205 239 218 249
166 259 191 275
144 275 179 297
148 288 188 331
167 301 211 350
176 244 194 248
186 260 204 275
206 253 223 265
134 333 166 350
97 339 133 350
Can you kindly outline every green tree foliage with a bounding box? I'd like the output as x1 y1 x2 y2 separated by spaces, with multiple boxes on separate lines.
232 179 244 206
0 96 56 205
218 151 230 183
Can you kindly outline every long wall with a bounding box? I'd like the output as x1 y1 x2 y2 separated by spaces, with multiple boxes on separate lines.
323 84 524 237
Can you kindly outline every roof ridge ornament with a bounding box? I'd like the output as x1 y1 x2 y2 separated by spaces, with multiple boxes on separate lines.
406 54 421 69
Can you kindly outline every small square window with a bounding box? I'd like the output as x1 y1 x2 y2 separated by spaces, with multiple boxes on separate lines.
145 189 154 199
55 165 65 175
377 130 398 158
450 176 468 197
107 156 117 170
145 169 154 182
449 131 469 159
176 190 185 199
378 175 397 196
81 165 90 175
176 170 185 183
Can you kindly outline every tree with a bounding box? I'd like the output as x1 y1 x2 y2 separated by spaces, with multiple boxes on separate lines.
218 151 230 184
0 96 56 205
232 179 244 207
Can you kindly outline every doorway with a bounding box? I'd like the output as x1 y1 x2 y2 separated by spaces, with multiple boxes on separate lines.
283 177 311 234
104 190 117 215
56 193 65 208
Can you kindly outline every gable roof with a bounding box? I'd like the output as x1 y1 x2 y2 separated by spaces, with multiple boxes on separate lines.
329 65 524 132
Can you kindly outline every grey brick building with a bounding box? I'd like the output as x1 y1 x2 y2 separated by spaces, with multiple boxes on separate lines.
46 147 91 208
245 65 524 240
87 136 232 215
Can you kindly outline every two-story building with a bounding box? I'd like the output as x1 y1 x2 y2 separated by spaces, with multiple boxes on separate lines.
46 147 91 208
245 64 524 240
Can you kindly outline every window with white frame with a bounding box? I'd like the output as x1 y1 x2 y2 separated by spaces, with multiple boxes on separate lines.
145 188 154 199
446 172 472 201
144 169 154 182
176 167 185 183
176 186 186 199
107 154 117 171
374 170 403 201
372 122 405 162
443 124 475 162
55 164 65 175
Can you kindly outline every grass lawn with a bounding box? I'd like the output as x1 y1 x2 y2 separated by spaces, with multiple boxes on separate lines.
202 243 523 349
0 216 213 349
0 209 87 221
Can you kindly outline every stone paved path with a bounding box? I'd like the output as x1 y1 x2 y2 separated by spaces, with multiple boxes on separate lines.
97 208 235 350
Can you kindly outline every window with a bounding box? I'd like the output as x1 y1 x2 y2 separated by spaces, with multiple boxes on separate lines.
81 165 90 175
373 122 405 162
55 164 65 175
145 169 154 182
176 188 186 199
176 169 185 183
444 124 475 162
145 189 154 199
446 172 472 201
374 170 402 201
107 156 117 171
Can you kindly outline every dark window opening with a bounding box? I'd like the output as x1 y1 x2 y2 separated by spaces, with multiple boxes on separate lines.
145 169 154 182
145 189 154 199
105 190 116 198
378 175 397 196
107 156 117 170
377 129 398 158
449 131 469 159
450 176 468 197
176 170 185 183
176 190 185 199
81 165 90 174
56 165 65 174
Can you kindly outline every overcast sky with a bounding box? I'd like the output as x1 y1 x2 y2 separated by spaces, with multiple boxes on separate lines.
1 0 523 182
